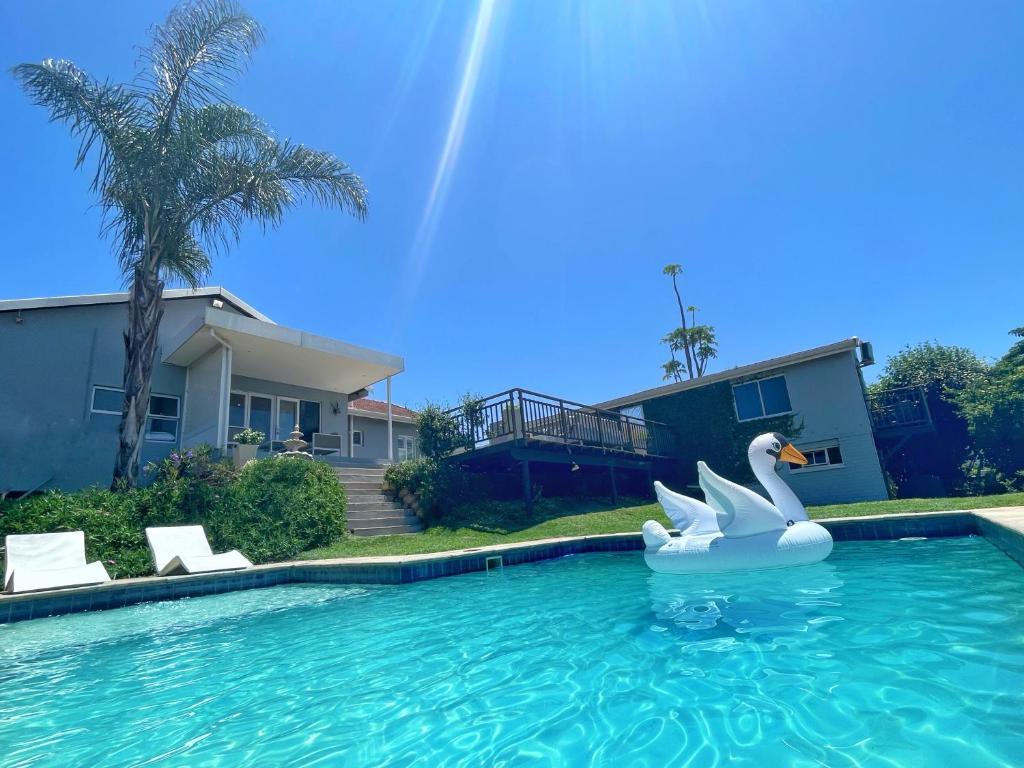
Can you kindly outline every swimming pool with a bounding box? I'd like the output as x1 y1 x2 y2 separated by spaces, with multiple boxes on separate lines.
2 537 1022 767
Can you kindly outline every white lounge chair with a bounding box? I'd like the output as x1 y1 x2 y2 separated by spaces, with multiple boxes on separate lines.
4 531 111 594
146 525 252 577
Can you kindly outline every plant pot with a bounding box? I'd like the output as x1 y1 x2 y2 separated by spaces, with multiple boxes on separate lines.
233 443 259 469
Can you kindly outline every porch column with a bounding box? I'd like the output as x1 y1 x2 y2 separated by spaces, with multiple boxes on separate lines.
386 375 394 462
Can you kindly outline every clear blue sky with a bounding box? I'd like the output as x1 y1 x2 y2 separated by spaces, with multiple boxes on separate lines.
2 1 1022 408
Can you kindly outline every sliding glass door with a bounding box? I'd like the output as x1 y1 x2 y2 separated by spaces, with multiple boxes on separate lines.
230 392 321 449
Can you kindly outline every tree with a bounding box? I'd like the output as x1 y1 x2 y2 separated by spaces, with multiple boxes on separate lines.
662 264 695 378
660 265 718 381
14 0 367 488
956 328 1024 487
870 342 988 495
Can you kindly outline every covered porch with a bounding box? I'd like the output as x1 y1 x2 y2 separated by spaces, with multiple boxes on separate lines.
163 307 404 459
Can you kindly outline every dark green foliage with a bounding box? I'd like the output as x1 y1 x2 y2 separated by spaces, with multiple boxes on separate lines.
416 404 463 460
870 342 988 495
0 456 347 579
225 459 347 561
384 458 482 524
0 489 153 579
956 331 1024 488
641 379 801 486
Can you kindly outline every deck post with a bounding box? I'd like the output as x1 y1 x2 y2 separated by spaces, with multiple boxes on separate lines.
609 465 619 505
522 459 532 517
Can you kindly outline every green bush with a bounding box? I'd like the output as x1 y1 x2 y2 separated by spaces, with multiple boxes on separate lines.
0 455 348 579
384 458 481 524
0 488 153 579
214 458 347 563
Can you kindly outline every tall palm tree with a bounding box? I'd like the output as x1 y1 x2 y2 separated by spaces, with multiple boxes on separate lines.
13 0 367 488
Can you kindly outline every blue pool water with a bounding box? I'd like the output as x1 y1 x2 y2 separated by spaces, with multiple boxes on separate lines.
2 537 1023 767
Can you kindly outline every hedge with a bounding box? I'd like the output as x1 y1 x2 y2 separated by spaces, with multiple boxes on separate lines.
0 456 347 579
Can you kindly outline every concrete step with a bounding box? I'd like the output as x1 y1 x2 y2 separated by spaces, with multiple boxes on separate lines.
349 511 422 525
334 468 387 478
350 522 424 536
348 507 411 520
348 499 404 510
337 481 384 492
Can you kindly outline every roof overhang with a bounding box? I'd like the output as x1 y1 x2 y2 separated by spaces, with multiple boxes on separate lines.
0 287 273 323
596 338 862 410
163 307 403 394
348 407 416 424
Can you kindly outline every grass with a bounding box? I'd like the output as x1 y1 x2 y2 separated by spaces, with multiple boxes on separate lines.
302 491 1024 560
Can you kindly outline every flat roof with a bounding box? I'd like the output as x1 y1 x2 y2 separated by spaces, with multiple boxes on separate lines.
595 338 862 410
0 287 273 324
163 307 404 394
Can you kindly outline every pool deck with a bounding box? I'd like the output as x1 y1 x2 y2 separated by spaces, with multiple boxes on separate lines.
3 507 1023 625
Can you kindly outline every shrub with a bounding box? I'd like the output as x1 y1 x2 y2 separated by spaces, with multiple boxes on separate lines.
213 458 347 562
384 458 482 524
0 456 348 579
416 404 463 459
0 488 152 578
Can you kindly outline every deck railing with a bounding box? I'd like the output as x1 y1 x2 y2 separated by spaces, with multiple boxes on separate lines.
867 386 932 432
446 388 671 457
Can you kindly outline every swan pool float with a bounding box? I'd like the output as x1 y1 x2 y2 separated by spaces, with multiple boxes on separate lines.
643 433 833 574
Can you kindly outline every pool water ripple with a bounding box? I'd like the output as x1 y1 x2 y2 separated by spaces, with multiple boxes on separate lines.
1 537 1023 767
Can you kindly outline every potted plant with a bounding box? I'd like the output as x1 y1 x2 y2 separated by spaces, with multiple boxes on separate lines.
232 428 265 468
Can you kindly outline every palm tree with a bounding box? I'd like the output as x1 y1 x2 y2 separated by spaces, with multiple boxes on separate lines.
13 0 367 488
662 264 694 378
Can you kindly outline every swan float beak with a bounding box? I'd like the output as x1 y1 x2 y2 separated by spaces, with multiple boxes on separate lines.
779 443 808 465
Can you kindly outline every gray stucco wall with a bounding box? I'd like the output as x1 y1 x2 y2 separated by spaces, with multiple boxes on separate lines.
350 415 418 461
0 295 358 491
0 297 221 491
772 351 889 505
182 346 225 448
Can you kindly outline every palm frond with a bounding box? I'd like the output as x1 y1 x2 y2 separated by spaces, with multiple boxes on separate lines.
144 0 264 133
11 60 146 192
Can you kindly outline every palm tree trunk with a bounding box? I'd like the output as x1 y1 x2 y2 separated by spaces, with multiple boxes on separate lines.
111 264 164 488
671 274 695 379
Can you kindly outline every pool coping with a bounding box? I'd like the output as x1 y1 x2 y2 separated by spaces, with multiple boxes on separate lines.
2 507 1023 625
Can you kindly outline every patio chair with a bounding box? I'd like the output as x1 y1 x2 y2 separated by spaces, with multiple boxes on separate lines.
146 525 252 577
312 432 343 457
4 531 111 594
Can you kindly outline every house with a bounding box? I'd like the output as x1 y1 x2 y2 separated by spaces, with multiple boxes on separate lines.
0 288 414 493
594 338 890 505
348 398 419 462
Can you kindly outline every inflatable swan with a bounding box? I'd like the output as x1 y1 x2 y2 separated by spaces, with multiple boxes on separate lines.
643 433 833 574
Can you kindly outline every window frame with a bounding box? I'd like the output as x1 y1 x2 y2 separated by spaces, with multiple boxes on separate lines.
788 441 844 472
396 434 416 461
144 393 181 444
351 429 364 448
732 375 794 422
90 385 124 416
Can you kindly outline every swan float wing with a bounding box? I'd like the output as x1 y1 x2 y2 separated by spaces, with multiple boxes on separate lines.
653 481 721 536
697 461 787 537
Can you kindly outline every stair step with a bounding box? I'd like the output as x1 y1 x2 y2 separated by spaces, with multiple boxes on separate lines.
349 499 404 510
337 481 383 492
350 523 424 537
348 508 413 520
335 471 387 480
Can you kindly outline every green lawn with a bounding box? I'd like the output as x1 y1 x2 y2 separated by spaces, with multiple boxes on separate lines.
302 491 1024 560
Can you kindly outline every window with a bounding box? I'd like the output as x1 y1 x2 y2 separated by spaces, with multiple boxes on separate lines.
92 386 179 443
732 376 792 421
351 430 364 447
91 386 123 415
619 404 645 420
789 442 843 471
396 435 417 462
145 394 180 443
